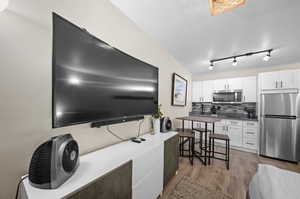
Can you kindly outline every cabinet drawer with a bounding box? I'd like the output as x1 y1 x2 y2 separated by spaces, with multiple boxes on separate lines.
215 120 226 127
227 120 243 127
243 128 257 139
193 122 212 129
214 126 226 135
243 121 258 128
243 138 257 150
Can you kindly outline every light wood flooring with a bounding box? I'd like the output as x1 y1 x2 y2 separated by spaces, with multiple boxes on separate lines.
162 148 300 199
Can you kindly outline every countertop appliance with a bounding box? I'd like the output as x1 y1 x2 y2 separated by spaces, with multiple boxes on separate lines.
29 134 79 189
260 92 300 162
212 90 242 103
160 117 172 132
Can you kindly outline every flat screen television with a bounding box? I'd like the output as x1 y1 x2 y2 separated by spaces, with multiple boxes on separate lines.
52 13 158 128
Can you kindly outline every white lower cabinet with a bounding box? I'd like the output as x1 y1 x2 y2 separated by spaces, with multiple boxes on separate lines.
228 126 243 147
243 121 258 151
211 119 258 152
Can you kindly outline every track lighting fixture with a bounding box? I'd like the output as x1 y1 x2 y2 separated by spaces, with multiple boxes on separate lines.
263 50 272 62
208 62 214 70
232 57 237 66
209 49 273 71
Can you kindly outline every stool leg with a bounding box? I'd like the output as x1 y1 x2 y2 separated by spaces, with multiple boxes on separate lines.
227 140 230 170
179 137 181 156
209 138 211 165
199 132 202 155
212 139 215 157
192 137 194 165
189 138 192 164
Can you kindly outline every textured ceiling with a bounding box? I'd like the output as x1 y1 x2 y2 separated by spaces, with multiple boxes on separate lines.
110 0 300 75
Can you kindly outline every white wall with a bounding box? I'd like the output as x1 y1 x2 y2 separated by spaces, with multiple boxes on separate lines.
0 0 191 198
193 62 300 80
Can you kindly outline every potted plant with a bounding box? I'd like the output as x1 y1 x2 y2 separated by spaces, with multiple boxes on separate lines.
152 104 163 134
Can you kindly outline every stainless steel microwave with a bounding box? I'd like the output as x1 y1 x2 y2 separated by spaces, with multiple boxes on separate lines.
212 90 243 103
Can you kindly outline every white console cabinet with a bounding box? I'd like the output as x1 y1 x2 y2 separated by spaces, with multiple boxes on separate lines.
20 132 178 199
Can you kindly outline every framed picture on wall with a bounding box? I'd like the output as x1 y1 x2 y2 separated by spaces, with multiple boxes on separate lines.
172 73 187 106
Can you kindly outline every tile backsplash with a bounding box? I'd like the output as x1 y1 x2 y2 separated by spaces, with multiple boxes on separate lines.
192 102 257 118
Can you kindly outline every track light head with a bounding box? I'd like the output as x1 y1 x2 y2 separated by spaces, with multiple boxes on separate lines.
232 57 238 66
208 62 214 70
263 50 272 61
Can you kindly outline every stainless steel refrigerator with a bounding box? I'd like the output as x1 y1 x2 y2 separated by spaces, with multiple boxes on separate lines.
260 93 300 162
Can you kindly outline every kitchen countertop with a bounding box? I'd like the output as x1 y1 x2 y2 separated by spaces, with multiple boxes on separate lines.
189 112 258 122
176 116 221 123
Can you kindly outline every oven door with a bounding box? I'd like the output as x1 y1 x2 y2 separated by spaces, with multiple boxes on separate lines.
213 91 242 103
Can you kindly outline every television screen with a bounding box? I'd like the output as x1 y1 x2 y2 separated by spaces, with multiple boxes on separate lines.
52 13 158 128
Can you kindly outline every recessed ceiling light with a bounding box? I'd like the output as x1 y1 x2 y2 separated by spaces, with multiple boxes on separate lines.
232 57 238 66
0 0 9 12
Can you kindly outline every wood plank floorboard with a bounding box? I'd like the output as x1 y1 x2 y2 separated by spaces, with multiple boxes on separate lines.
162 147 300 199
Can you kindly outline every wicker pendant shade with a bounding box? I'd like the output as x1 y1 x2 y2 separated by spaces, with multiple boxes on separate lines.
209 0 245 16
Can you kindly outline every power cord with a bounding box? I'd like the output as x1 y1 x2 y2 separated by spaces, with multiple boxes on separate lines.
15 175 28 199
106 125 126 141
105 119 145 142
137 119 144 138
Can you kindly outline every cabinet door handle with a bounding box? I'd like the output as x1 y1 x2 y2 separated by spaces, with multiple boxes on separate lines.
244 96 246 102
281 81 283 88
246 132 255 135
246 142 255 145
275 81 278 88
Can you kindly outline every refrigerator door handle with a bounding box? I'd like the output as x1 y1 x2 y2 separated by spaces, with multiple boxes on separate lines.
264 115 297 119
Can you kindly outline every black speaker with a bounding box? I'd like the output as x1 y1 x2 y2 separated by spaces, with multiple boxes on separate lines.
160 117 172 133
29 134 79 189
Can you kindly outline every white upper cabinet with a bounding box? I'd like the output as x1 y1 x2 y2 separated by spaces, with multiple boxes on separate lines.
227 78 242 90
260 70 297 90
192 81 202 102
260 71 279 90
202 80 214 102
192 80 214 102
214 78 242 91
242 76 257 102
214 79 228 90
279 70 295 89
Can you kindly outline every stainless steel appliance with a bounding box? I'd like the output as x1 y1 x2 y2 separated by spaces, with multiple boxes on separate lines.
212 90 242 103
260 93 300 162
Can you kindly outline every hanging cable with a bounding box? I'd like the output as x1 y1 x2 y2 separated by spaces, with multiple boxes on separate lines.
106 125 126 141
137 119 144 138
105 119 145 141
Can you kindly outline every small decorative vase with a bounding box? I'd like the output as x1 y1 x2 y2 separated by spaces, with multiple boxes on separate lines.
153 118 160 134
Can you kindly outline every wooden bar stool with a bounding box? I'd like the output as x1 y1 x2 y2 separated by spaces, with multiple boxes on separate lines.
208 134 230 170
178 129 195 165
